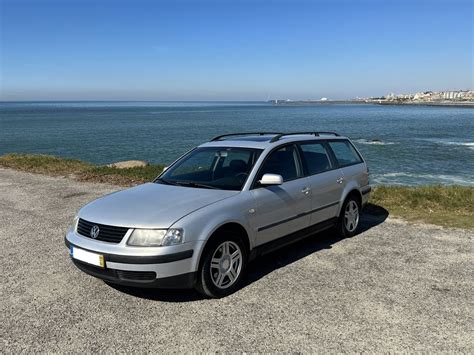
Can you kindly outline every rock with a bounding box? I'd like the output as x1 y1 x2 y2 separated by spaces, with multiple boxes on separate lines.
106 160 148 169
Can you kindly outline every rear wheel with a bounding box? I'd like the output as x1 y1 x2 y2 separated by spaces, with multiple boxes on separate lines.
196 232 247 298
336 196 360 238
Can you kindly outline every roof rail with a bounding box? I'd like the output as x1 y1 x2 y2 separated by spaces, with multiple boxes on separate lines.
269 131 340 143
211 132 283 141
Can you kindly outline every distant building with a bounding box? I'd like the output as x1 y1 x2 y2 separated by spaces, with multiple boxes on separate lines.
382 90 473 102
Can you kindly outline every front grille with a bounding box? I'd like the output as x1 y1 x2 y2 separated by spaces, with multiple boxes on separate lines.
73 260 156 282
77 218 129 243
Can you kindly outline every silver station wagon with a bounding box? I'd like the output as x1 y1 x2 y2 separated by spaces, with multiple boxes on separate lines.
65 132 371 297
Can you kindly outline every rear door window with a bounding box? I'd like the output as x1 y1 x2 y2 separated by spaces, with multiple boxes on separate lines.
298 142 332 175
327 140 362 167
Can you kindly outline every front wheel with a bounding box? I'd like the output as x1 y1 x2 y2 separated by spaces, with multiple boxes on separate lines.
336 196 360 238
196 233 247 298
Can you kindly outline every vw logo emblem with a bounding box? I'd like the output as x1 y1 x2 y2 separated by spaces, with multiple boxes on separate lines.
90 225 100 239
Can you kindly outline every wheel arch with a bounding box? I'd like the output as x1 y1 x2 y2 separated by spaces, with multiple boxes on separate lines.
196 221 251 268
338 186 363 216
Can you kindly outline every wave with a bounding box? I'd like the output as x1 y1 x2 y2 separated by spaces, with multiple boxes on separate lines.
421 138 474 150
445 142 474 150
372 172 474 185
354 139 395 145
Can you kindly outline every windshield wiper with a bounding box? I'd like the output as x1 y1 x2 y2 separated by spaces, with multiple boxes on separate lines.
155 178 180 186
156 178 218 189
174 181 219 189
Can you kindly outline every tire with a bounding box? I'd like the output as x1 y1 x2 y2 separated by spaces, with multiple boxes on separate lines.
336 195 361 238
195 232 247 298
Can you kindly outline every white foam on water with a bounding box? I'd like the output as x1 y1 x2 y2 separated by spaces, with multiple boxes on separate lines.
354 139 395 146
372 172 474 185
421 138 474 150
451 142 474 150
441 141 474 150
377 172 411 177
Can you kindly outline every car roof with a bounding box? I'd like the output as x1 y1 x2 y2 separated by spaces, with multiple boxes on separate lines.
199 133 348 150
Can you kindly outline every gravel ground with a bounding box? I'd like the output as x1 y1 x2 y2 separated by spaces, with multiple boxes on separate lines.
1 168 472 352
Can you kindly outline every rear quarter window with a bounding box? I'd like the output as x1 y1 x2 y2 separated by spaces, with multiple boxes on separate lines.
328 140 362 167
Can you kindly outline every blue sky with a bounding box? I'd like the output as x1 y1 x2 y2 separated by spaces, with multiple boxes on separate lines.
1 0 472 100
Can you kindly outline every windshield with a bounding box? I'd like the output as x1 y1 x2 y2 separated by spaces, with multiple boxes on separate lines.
156 147 262 190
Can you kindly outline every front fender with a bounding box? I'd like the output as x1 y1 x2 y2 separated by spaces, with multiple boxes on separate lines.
169 192 256 269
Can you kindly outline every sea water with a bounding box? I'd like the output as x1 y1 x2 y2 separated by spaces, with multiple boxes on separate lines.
1 101 472 185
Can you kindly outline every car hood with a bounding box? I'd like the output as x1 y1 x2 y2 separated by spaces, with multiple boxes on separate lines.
79 183 239 228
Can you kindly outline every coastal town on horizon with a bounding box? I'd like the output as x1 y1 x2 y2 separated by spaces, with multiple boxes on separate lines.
272 89 474 107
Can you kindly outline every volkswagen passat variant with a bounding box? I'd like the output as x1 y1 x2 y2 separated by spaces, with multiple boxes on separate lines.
65 132 371 297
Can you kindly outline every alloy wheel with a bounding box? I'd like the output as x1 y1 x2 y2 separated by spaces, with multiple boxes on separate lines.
344 200 359 232
210 241 243 289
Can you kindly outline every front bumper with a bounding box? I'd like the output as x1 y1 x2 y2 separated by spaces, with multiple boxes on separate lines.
65 231 202 289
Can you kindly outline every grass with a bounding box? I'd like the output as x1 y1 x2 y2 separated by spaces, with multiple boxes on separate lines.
80 165 165 185
0 153 165 186
1 153 472 229
370 185 473 229
0 153 93 175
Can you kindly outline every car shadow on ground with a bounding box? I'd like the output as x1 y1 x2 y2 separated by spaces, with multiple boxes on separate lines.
108 203 388 302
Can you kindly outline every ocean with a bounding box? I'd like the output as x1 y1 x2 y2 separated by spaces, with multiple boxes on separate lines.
0 101 473 186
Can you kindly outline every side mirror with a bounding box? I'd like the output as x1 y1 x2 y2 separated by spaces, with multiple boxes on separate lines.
259 173 283 186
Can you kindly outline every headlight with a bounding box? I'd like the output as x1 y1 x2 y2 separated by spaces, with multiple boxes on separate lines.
127 228 184 247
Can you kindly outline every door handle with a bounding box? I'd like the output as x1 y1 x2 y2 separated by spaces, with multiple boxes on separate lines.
301 187 311 195
336 177 344 184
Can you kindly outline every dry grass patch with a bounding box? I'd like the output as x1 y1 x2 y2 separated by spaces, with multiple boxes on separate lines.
0 153 164 186
370 185 473 229
0 153 93 176
77 165 165 185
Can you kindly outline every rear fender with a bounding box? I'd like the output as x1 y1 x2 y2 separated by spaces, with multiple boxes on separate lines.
337 180 362 216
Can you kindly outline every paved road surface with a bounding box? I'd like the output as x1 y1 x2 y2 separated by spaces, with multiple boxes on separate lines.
1 168 472 352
